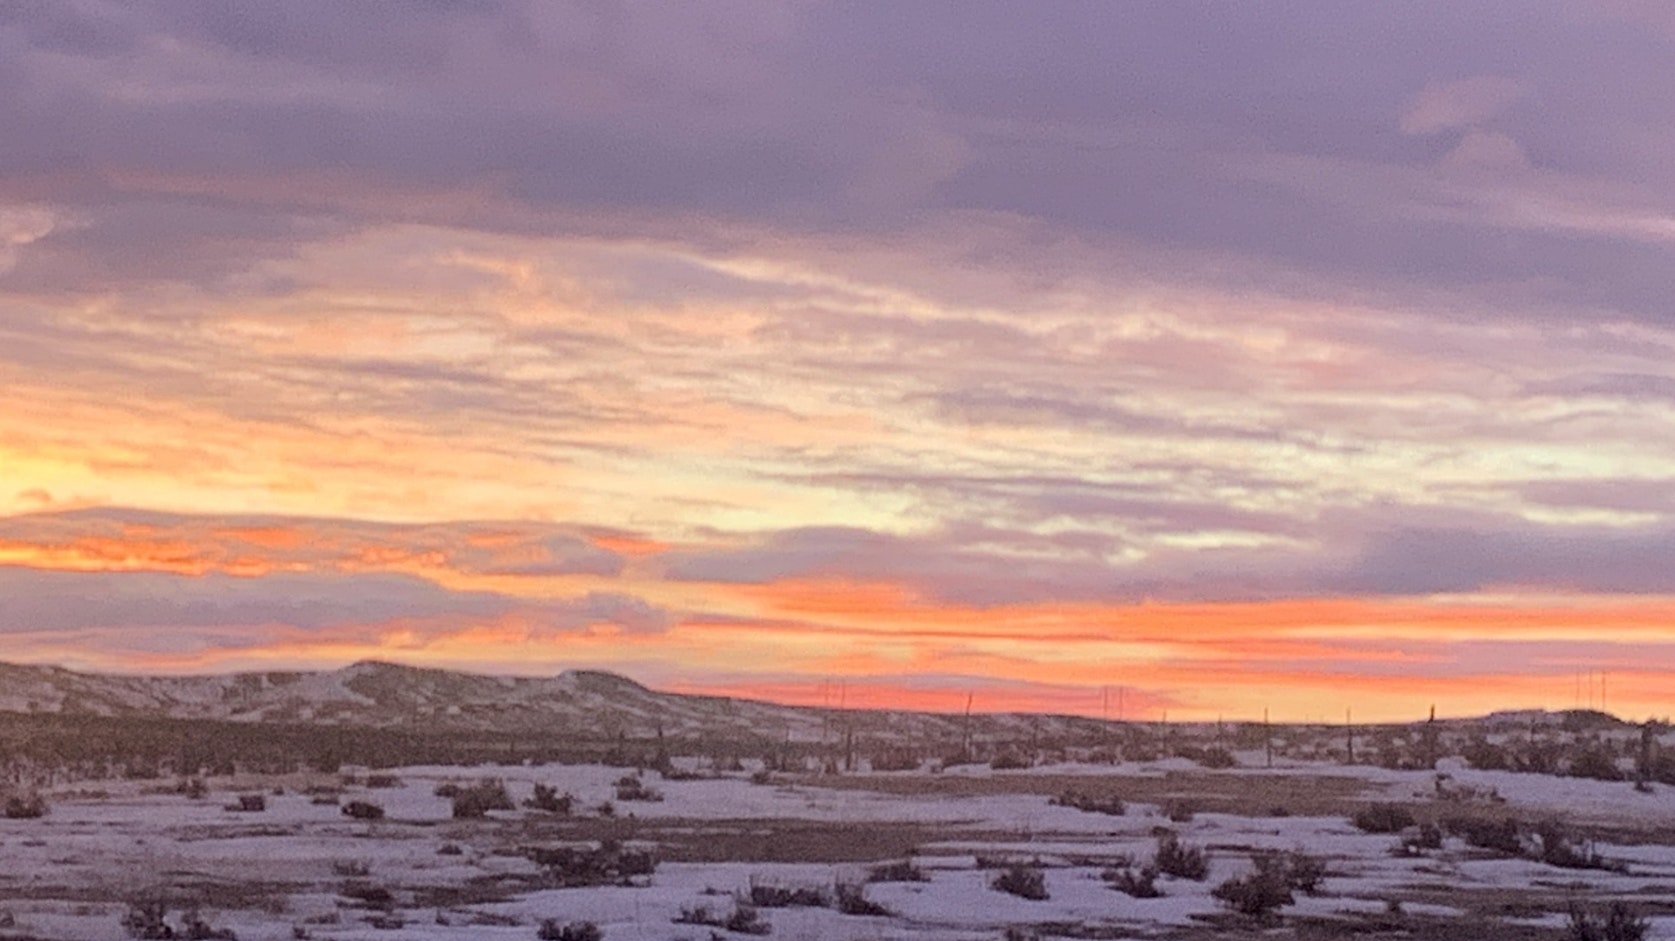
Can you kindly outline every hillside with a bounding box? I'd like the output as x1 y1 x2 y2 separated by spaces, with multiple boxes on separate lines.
0 660 1119 747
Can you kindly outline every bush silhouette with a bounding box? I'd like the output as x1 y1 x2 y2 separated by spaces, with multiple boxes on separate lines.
991 864 1049 900
1153 833 1208 880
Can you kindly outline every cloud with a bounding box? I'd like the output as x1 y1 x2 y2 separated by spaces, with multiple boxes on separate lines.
0 507 628 579
1514 477 1675 515
7 4 1675 719
0 204 57 272
0 559 674 644
1400 76 1527 136
0 565 509 633
0 2 1671 328
544 591 672 635
661 504 1675 606
1331 516 1675 595
1441 130 1531 174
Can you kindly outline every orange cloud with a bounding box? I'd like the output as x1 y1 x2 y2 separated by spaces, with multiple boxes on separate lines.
7 507 1675 724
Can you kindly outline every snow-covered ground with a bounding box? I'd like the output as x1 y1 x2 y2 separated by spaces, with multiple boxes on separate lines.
4 759 1675 941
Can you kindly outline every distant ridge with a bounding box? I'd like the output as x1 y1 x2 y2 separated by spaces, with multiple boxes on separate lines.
0 659 1626 744
0 659 1102 745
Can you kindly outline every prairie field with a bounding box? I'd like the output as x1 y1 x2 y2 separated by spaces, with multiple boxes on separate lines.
4 747 1675 941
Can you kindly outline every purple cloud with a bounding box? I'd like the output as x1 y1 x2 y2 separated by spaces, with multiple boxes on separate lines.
0 1 1673 325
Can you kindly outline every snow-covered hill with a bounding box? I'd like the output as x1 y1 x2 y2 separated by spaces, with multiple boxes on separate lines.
0 660 1116 745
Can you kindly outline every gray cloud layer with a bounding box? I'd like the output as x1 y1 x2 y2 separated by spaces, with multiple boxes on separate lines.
3 1 1675 323
663 507 1675 606
6 3 1675 630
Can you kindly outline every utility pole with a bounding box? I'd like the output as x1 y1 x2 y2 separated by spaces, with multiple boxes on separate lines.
1264 707 1272 769
1345 708 1355 765
1638 720 1655 789
1101 685 1112 758
961 691 974 759
1424 704 1438 769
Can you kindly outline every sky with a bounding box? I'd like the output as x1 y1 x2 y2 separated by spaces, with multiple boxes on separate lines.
5 2 1675 722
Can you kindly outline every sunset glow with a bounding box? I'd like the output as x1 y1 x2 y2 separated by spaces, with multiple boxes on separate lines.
6 3 1675 722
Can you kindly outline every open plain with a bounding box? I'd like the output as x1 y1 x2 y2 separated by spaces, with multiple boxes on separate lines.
5 738 1675 941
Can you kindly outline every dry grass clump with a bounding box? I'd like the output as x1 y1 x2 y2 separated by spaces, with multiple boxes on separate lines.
990 863 1048 900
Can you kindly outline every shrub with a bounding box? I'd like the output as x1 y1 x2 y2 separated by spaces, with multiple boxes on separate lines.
1462 739 1511 771
938 751 977 770
433 782 461 798
1280 851 1326 894
451 779 515 819
1199 747 1237 769
835 883 891 916
2 793 47 819
1351 804 1415 834
1569 748 1623 782
990 864 1048 900
331 860 371 877
869 749 921 772
1153 833 1209 881
123 900 175 940
1536 821 1628 873
179 909 237 941
613 774 663 803
990 750 1032 771
674 903 769 935
1568 903 1649 941
338 882 395 912
341 800 384 820
1103 865 1162 898
1211 856 1294 920
538 920 602 941
1404 823 1444 853
868 859 928 883
123 901 236 941
1445 816 1522 856
528 841 657 887
748 882 830 908
178 778 208 800
1049 789 1125 816
726 904 771 935
524 783 573 814
1163 800 1196 823
1125 744 1160 763
224 794 266 813
673 904 717 927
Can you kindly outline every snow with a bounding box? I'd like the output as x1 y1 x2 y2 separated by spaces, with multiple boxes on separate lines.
3 758 1675 940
